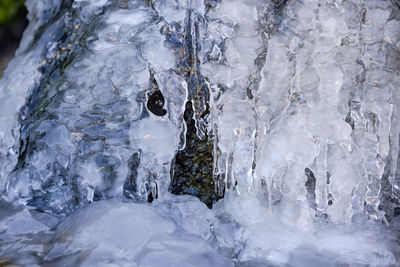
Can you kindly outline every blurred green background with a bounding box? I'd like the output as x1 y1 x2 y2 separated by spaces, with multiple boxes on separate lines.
0 0 27 78
0 0 26 25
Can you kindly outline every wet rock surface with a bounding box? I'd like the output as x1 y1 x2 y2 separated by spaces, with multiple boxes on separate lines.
171 101 221 208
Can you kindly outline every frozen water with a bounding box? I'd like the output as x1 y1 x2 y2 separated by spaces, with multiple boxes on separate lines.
3 0 188 212
0 0 400 266
43 195 232 266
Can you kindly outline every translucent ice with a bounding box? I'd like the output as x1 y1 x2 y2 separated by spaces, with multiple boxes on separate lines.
0 0 400 266
44 195 232 266
4 0 188 213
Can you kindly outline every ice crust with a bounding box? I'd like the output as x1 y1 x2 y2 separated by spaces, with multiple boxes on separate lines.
0 0 400 266
43 195 233 266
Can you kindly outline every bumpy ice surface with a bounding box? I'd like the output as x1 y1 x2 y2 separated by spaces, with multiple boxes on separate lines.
0 0 400 266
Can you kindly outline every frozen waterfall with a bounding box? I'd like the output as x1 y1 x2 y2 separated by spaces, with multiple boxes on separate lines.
0 0 400 266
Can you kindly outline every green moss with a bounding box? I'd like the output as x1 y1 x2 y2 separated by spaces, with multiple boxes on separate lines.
0 0 25 25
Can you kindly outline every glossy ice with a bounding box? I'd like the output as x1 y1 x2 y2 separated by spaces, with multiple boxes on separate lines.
0 0 399 266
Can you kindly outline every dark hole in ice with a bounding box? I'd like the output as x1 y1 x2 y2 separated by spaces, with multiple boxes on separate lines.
394 207 400 217
305 168 316 191
305 168 317 210
146 90 167 116
327 193 333 205
147 182 158 203
147 192 154 203
123 152 141 200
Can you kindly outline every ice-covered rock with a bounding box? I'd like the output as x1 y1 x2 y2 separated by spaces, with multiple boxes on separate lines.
3 0 188 214
0 0 399 266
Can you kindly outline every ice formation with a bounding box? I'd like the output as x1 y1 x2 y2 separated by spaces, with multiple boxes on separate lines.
0 0 400 266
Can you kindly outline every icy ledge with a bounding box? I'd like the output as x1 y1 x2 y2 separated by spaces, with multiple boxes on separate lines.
1 194 399 266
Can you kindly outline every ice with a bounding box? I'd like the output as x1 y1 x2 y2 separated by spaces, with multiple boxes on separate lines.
0 0 399 266
205 0 400 264
212 191 399 266
0 0 64 191
0 200 55 265
44 195 232 266
3 0 187 211
208 0 400 222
